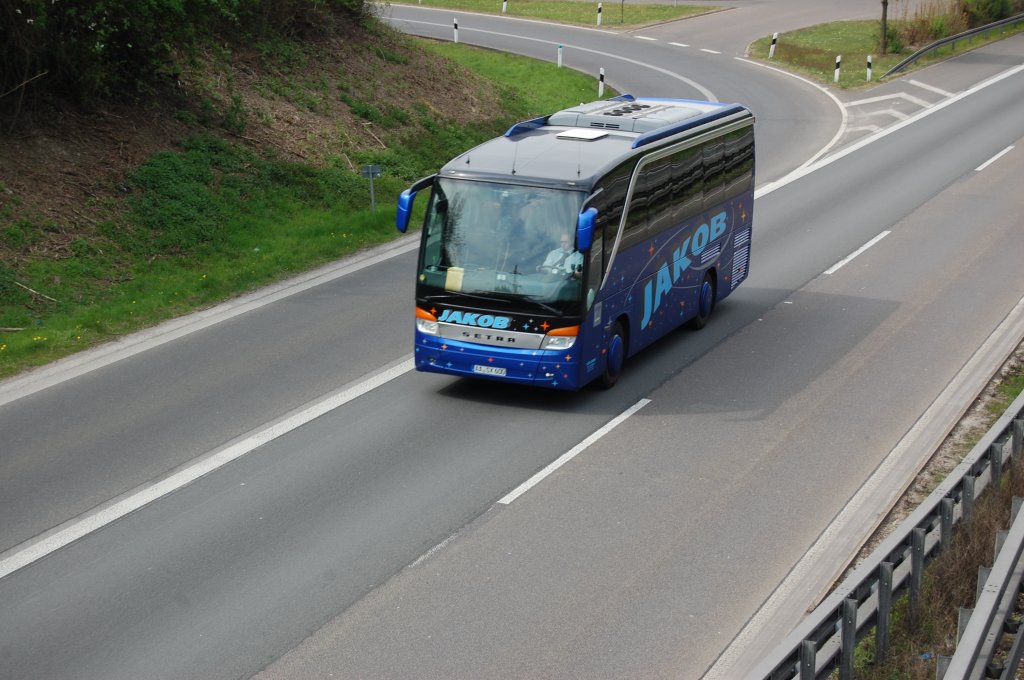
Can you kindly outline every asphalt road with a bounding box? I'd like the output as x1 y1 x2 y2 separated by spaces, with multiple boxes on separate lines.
1 6 1022 680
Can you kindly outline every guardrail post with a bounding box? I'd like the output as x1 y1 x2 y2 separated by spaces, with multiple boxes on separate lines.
910 528 926 627
936 655 952 678
940 498 954 549
841 598 857 679
964 475 976 523
977 566 991 604
991 441 1004 485
1013 419 1023 459
877 562 894 664
799 639 816 680
958 607 973 642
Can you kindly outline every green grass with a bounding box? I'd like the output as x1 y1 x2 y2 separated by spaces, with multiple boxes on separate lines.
421 39 617 108
749 19 1024 89
0 41 615 379
391 0 712 28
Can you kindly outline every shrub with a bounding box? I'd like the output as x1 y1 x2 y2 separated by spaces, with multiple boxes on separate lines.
964 0 1013 24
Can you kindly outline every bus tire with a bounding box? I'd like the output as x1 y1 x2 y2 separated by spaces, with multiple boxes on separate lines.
600 321 626 389
689 271 716 330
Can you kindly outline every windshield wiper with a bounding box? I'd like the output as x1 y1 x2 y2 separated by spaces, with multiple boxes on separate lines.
425 292 513 306
523 297 562 315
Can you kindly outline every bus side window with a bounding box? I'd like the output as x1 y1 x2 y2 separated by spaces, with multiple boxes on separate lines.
671 144 704 227
703 137 726 210
643 154 674 237
721 127 754 201
596 161 632 277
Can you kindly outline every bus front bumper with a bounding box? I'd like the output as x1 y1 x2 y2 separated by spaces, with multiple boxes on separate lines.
414 332 583 390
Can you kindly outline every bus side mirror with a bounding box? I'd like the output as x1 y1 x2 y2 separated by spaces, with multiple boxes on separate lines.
396 175 436 233
576 207 597 251
396 190 416 233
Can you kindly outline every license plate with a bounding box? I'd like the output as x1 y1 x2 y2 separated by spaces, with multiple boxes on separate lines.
473 364 507 377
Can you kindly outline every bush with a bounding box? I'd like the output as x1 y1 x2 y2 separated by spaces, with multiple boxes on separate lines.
964 0 1013 25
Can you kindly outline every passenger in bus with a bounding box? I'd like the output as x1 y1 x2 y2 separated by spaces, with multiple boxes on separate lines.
538 231 583 277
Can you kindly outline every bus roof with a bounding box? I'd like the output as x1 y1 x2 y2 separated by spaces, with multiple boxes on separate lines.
438 95 753 191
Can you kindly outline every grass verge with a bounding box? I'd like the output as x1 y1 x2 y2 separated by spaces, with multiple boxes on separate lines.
748 19 1024 89
389 0 712 28
0 41 615 380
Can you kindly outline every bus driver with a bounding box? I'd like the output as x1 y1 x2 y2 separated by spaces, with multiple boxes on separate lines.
537 231 583 276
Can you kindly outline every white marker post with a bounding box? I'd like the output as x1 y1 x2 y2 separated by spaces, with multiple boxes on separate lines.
834 55 841 83
557 44 563 68
597 2 602 26
502 0 507 14
769 32 778 59
453 17 459 43
598 67 605 97
867 55 873 81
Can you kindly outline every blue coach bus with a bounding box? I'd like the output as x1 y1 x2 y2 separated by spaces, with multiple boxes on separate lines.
396 95 755 390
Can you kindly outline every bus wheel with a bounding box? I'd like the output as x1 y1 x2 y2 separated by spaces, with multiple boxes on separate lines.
600 321 626 389
689 271 716 330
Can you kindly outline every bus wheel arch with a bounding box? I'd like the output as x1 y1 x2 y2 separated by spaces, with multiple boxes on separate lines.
599 317 628 389
689 268 717 330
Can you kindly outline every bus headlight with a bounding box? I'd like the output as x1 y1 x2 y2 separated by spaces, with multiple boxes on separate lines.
541 325 579 350
416 318 439 335
541 335 576 350
415 307 439 335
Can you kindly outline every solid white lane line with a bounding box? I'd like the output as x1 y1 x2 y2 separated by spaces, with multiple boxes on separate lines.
755 63 1024 199
737 58 849 178
498 398 651 505
825 231 891 275
0 236 421 407
706 293 1024 680
387 17 717 100
976 145 1015 172
846 92 931 108
909 79 954 97
0 357 415 581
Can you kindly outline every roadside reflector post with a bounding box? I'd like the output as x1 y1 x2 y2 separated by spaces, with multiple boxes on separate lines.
598 67 605 97
834 54 841 83
597 2 602 26
502 0 507 14
557 44 563 68
867 54 873 81
768 32 778 59
454 17 459 43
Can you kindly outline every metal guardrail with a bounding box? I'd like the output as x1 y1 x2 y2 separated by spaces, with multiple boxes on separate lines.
746 388 1024 680
883 12 1024 78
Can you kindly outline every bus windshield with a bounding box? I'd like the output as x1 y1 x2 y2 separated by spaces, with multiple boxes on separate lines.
417 178 587 315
